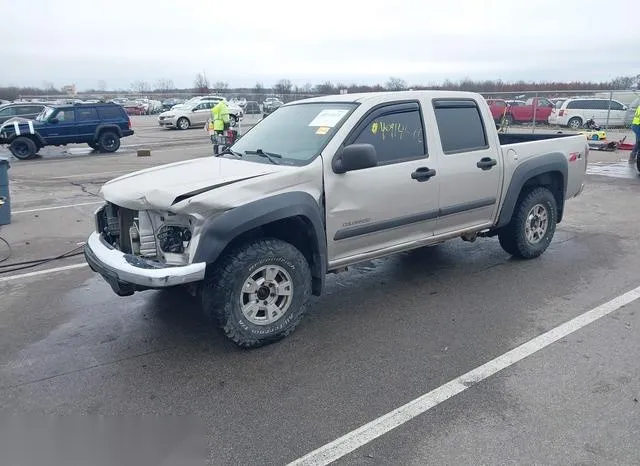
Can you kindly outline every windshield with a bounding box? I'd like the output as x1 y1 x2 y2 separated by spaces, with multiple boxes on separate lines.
36 106 55 121
230 103 356 165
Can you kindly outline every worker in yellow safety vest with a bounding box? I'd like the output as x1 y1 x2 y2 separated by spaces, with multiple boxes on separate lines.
631 104 640 163
211 100 230 155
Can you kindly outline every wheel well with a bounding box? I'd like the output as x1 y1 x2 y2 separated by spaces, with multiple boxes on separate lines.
208 215 323 295
11 135 41 149
521 171 565 222
96 127 121 139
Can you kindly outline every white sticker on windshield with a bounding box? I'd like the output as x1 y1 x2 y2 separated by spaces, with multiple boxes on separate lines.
308 109 348 127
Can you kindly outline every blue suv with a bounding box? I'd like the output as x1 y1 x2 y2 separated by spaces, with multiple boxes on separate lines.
0 102 134 160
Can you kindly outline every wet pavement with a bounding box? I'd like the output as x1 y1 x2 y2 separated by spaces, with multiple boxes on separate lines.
0 142 639 465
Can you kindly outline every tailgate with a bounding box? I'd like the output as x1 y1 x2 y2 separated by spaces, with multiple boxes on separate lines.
566 135 588 198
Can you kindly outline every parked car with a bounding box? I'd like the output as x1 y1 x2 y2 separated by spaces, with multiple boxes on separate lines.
158 97 243 130
0 102 133 159
0 102 47 124
624 97 639 127
243 101 262 115
84 90 587 348
488 97 554 125
548 97 628 129
262 97 283 113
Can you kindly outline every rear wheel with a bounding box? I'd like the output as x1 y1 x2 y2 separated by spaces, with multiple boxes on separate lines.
498 187 557 259
567 117 583 130
9 137 37 160
97 131 120 153
201 238 312 348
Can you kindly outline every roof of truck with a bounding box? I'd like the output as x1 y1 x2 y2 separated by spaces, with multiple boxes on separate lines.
288 90 483 106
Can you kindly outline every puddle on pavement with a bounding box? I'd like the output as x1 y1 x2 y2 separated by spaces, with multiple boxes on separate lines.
587 162 640 180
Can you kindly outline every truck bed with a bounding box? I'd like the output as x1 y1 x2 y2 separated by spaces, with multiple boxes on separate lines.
498 132 575 145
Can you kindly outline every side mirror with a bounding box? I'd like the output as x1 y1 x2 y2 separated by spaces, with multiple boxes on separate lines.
192 108 198 112
333 143 378 174
49 118 59 124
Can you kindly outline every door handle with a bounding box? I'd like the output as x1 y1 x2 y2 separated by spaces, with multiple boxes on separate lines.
411 167 436 182
477 157 497 170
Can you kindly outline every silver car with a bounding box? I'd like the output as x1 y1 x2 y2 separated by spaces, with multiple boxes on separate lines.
158 97 243 130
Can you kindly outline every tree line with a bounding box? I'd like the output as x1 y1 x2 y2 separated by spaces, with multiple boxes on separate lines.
2 75 638 101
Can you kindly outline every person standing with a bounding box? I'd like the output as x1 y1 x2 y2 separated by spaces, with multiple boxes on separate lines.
630 104 640 163
211 99 230 155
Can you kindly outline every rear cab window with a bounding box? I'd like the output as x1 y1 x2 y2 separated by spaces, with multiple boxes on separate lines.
77 107 99 121
432 99 488 154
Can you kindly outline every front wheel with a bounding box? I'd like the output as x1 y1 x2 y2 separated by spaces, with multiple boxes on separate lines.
202 238 312 348
229 115 238 127
498 187 557 259
9 137 37 160
177 117 190 130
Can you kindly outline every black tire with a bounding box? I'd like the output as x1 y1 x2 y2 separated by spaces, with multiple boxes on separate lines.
229 115 238 127
177 117 190 130
9 137 37 160
202 238 312 348
97 131 120 153
498 186 557 259
636 155 640 174
567 117 582 130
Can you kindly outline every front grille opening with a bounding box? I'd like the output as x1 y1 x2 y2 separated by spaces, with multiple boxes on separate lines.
98 203 136 252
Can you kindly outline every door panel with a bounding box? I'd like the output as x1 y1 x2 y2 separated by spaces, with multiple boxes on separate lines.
43 108 77 143
75 107 100 141
431 99 502 235
324 102 439 265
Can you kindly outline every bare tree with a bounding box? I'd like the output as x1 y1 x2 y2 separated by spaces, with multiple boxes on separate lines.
155 78 174 92
130 80 151 93
42 81 56 92
194 73 210 93
385 77 407 91
315 81 335 95
274 79 293 95
97 80 107 91
302 83 313 94
213 81 229 93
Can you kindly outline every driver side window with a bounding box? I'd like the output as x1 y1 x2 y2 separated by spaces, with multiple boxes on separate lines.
54 109 75 122
351 108 426 165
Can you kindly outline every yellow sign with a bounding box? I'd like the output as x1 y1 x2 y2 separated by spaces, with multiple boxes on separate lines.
316 126 330 135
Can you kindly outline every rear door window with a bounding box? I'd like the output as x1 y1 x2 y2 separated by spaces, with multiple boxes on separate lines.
77 107 99 121
0 106 16 117
433 100 488 154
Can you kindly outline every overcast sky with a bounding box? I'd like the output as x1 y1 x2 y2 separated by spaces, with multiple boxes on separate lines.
2 0 639 90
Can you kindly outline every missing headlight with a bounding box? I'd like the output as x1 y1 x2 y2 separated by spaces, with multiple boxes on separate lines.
157 226 192 254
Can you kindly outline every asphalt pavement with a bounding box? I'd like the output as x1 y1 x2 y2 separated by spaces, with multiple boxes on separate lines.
1 123 639 466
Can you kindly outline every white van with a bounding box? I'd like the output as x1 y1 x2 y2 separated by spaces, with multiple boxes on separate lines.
548 97 628 129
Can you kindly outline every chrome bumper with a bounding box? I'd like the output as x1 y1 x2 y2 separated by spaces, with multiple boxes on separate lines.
84 232 206 296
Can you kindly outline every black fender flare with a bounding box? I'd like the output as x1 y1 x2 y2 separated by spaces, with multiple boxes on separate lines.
7 131 47 147
496 152 568 228
193 191 327 295
94 124 122 140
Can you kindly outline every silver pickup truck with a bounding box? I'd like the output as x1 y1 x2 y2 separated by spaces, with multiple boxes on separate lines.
84 91 587 348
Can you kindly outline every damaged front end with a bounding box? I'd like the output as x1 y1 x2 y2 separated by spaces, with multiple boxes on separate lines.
85 202 206 296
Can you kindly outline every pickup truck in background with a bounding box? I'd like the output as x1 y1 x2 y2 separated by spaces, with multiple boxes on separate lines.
84 91 587 348
487 97 555 124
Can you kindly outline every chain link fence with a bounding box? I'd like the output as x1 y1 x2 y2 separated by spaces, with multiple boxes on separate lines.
16 88 639 131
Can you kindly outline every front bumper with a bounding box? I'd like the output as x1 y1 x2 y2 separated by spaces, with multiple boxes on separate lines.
158 117 177 127
84 231 206 296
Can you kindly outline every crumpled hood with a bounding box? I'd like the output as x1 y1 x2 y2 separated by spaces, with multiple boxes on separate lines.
100 157 292 212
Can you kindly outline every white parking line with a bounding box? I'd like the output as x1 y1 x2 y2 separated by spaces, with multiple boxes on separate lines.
0 263 88 284
13 201 104 214
288 284 640 466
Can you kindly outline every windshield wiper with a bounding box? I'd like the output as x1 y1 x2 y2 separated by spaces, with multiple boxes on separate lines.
217 148 243 158
244 149 282 165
